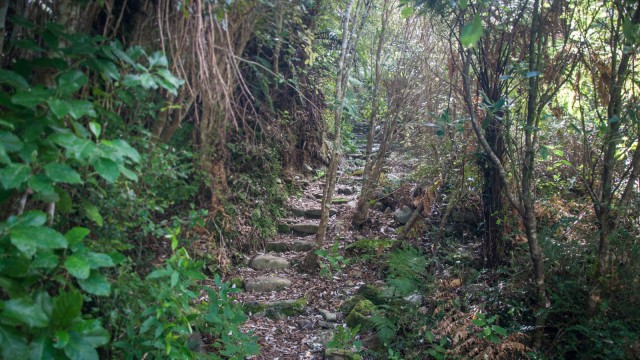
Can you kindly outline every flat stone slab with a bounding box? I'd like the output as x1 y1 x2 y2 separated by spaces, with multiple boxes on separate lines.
266 242 291 252
291 207 306 217
318 309 337 322
244 276 291 293
249 254 290 270
292 240 315 251
304 208 337 219
291 223 319 235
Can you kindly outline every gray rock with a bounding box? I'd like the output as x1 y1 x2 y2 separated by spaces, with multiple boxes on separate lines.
337 187 355 195
266 242 291 252
325 348 359 360
393 205 413 225
291 223 319 235
187 333 205 354
403 293 424 305
249 254 290 270
318 309 337 322
291 207 306 217
291 240 315 252
317 320 333 329
305 208 337 219
277 223 291 234
244 276 291 293
313 193 323 199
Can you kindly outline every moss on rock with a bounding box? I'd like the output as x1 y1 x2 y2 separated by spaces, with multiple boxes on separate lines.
356 284 384 305
345 299 376 331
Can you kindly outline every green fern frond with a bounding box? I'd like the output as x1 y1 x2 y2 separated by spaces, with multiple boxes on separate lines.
371 314 397 343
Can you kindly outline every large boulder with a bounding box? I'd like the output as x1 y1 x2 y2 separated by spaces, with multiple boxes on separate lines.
244 276 291 293
249 254 290 270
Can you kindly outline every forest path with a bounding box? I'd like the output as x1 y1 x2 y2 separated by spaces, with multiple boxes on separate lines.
222 125 394 359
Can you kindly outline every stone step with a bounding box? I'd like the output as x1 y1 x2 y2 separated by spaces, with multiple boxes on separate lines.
243 298 307 319
249 254 290 270
266 240 316 252
291 223 319 235
304 208 338 219
244 276 291 293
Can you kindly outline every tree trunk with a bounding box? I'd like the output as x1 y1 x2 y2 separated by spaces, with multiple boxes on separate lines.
480 119 507 268
304 0 358 271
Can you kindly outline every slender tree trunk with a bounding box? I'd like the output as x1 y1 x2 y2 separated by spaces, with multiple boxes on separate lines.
588 2 640 315
353 0 389 227
304 0 358 271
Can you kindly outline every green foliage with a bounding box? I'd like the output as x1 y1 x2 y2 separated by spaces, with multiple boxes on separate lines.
460 15 484 48
384 247 429 297
327 325 363 356
316 242 350 278
106 239 259 359
471 313 507 343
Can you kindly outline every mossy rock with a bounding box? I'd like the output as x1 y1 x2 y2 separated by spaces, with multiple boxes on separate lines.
351 169 364 176
325 348 362 360
346 238 394 254
339 295 366 314
356 284 385 305
332 197 349 204
230 277 244 290
345 299 376 331
277 223 291 234
265 298 308 319
243 301 266 314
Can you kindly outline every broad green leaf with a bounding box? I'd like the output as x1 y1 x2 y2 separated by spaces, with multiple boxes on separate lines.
86 252 115 268
0 131 23 152
459 0 468 9
54 331 70 349
111 139 140 162
43 162 82 184
57 70 87 95
93 157 120 183
51 290 83 330
0 325 30 359
170 271 179 288
32 250 60 269
77 270 110 296
83 204 103 227
28 174 55 194
460 15 484 48
148 51 168 68
119 166 138 181
28 334 54 360
65 254 91 279
138 73 157 90
89 122 101 138
525 71 541 78
0 69 30 90
0 144 9 164
492 325 507 336
48 98 70 118
11 225 68 257
17 210 47 227
0 163 30 189
11 87 50 108
65 227 90 247
66 100 96 120
539 145 549 160
2 297 49 328
72 319 109 347
86 58 120 80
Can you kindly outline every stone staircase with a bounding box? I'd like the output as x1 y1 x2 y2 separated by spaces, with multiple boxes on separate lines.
225 124 381 359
